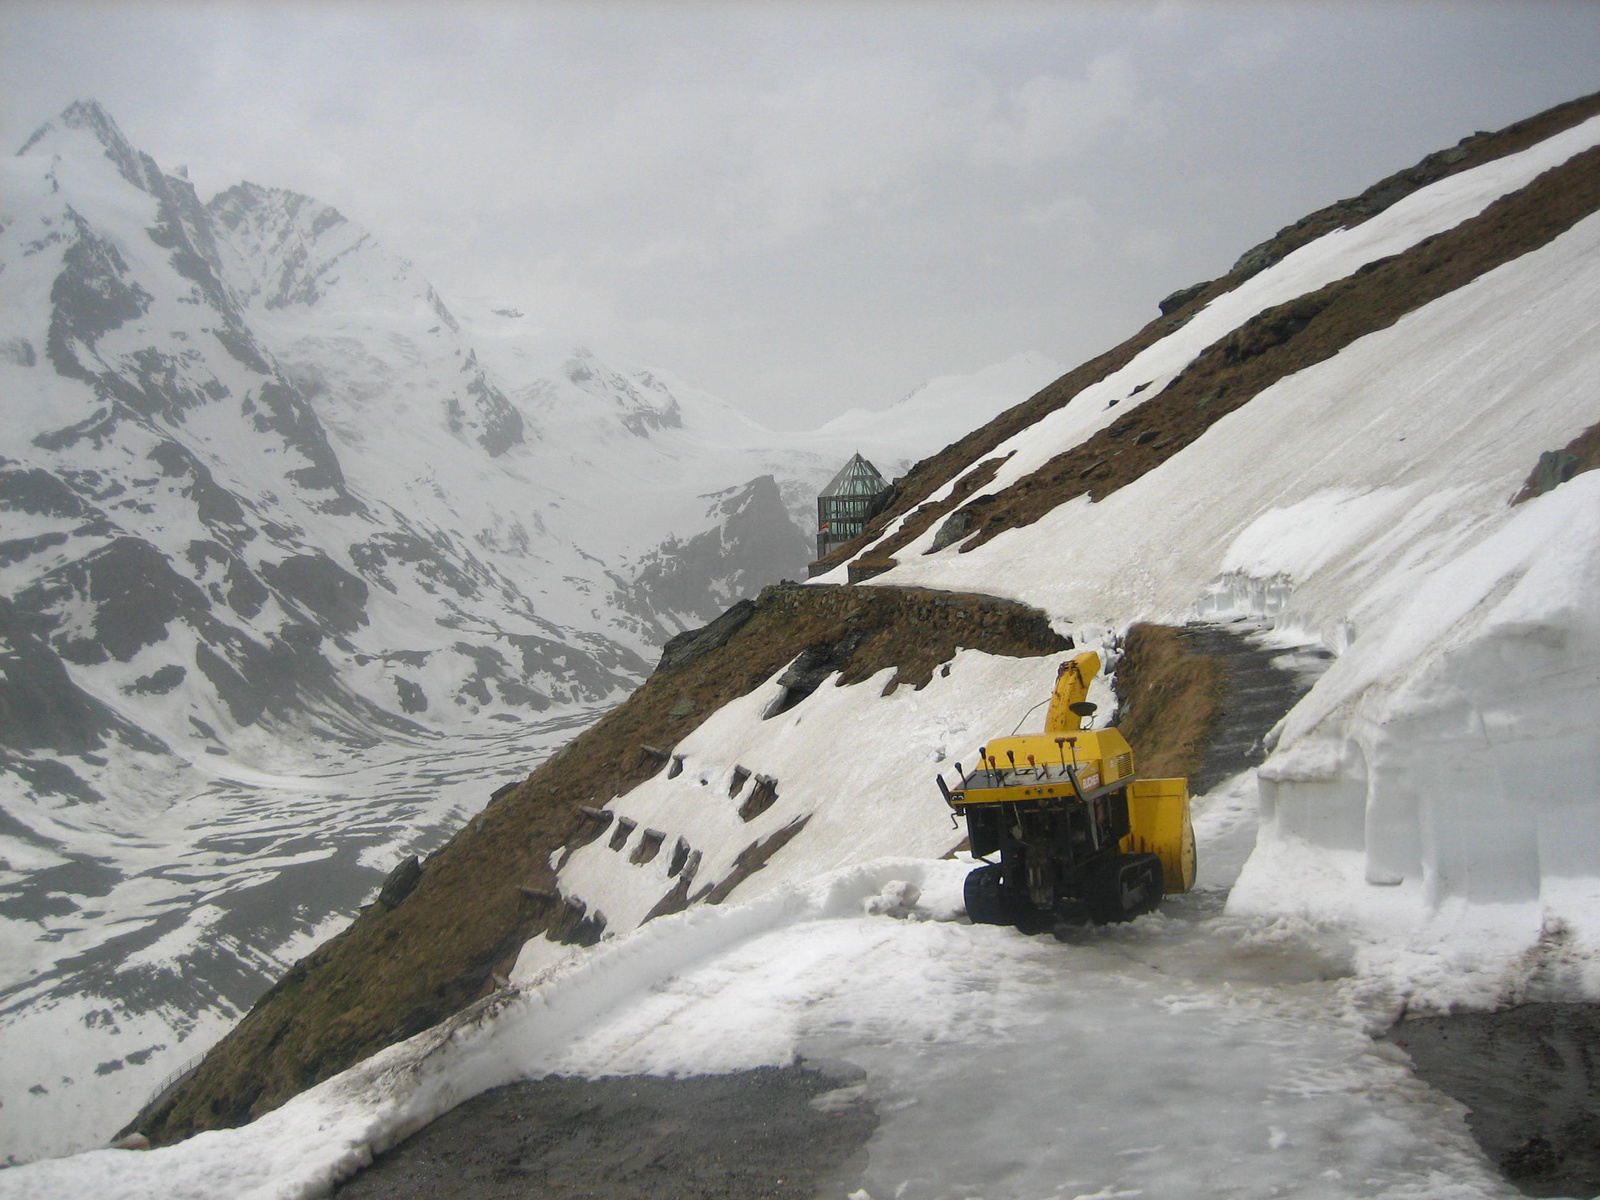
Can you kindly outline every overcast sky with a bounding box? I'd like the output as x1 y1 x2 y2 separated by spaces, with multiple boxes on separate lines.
4 2 1598 428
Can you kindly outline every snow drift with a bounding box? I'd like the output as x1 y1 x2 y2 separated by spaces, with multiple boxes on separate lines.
1233 470 1600 1010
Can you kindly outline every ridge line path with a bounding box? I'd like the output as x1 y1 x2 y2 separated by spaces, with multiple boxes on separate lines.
339 622 1519 1200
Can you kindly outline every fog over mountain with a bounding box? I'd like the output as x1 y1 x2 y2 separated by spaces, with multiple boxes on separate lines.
0 101 1064 1159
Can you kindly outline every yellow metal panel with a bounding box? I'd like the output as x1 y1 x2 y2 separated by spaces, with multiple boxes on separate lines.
981 730 1131 775
1095 729 1132 779
952 782 1077 806
1123 777 1196 894
963 727 1134 801
1129 777 1187 797
1044 651 1102 733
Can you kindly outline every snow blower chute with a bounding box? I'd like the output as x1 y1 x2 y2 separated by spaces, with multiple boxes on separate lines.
937 651 1197 925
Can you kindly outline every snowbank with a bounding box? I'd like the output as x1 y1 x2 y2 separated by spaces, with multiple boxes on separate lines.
1232 471 1600 1010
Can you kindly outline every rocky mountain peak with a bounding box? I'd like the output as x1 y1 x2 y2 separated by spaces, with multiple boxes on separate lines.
0 99 907 1163
209 179 347 232
18 99 148 191
207 181 361 311
563 348 684 437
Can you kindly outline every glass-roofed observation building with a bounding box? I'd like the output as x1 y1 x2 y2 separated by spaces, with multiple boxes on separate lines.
815 453 892 561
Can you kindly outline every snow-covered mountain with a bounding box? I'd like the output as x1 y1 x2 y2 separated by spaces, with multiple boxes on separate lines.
9 89 1597 1198
0 100 1066 1162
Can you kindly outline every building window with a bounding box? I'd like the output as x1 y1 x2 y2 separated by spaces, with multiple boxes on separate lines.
816 453 891 561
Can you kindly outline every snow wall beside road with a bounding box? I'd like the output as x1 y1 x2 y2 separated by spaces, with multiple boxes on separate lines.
863 144 1600 1013
1232 470 1600 1011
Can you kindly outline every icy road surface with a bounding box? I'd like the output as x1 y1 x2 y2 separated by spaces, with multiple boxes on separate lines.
531 776 1511 1200
3 771 1523 1200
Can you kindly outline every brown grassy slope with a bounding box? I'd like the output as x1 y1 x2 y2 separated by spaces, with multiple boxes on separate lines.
952 142 1600 552
1112 624 1224 781
809 330 1186 576
811 88 1600 574
1200 88 1600 289
141 584 1069 1146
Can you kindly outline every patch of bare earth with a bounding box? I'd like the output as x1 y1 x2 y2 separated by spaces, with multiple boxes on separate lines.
1110 623 1226 782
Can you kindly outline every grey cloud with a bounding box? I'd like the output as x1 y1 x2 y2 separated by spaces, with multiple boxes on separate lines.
3 2 1598 428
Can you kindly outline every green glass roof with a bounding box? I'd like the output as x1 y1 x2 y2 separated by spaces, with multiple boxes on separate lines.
819 453 888 498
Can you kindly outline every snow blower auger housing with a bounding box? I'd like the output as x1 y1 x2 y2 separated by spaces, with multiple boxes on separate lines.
937 651 1197 926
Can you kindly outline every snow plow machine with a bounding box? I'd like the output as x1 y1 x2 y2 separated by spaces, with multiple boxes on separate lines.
938 651 1196 926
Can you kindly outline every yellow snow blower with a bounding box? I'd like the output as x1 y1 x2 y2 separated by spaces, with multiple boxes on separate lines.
936 651 1196 925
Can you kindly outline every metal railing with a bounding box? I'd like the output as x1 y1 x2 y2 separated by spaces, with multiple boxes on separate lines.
140 1051 205 1110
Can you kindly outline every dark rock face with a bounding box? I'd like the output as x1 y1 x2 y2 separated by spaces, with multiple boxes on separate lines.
47 217 153 381
928 507 974 553
1513 420 1600 504
142 160 237 326
394 678 427 714
621 475 812 641
376 857 422 910
0 532 69 567
1158 279 1212 315
1530 449 1580 495
25 538 209 664
448 635 645 714
260 554 370 636
250 381 352 501
764 642 847 717
125 664 186 696
208 183 356 311
462 357 525 457
656 599 758 674
0 466 87 518
350 530 482 599
0 598 161 758
148 443 250 530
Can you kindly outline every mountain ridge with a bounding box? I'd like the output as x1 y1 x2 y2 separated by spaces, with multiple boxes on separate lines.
0 97 1065 1163
810 87 1600 577
119 85 1600 1159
